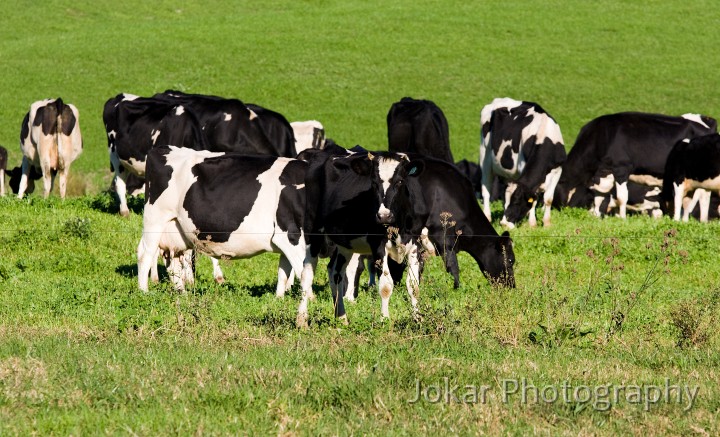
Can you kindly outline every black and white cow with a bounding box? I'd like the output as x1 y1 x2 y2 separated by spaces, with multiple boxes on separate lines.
555 112 717 218
663 134 720 222
479 98 566 228
291 120 326 153
300 148 429 325
106 91 297 216
104 94 208 216
0 145 7 196
387 97 454 163
137 146 314 302
349 156 516 293
17 98 83 199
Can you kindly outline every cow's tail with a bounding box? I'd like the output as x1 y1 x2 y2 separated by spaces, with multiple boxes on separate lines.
52 98 64 171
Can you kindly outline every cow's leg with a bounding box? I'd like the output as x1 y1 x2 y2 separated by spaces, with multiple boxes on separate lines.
58 167 69 199
404 242 421 318
182 251 195 286
343 253 364 301
698 189 711 223
542 166 562 226
615 181 629 219
150 248 160 282
591 172 614 217
673 181 687 221
0 169 5 196
276 255 293 297
138 224 166 292
378 254 394 319
163 250 186 292
326 250 348 320
295 249 318 329
210 257 225 283
527 200 538 227
366 256 377 287
480 165 494 221
17 157 30 199
112 153 130 217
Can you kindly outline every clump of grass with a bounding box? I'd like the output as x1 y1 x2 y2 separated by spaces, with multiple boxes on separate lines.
669 289 720 349
62 217 93 240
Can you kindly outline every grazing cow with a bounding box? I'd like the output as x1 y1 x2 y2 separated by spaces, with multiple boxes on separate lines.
17 98 83 199
387 97 454 163
663 134 720 222
347 156 516 292
106 91 297 216
137 146 314 302
555 112 717 218
299 148 428 326
104 94 208 216
291 120 326 153
479 98 566 228
0 146 6 196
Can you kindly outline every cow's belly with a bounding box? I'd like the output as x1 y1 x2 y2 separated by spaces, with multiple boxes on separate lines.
191 225 276 259
120 157 146 176
687 174 720 191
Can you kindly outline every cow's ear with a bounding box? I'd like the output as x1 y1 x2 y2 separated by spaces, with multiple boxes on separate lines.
405 160 424 177
497 230 513 249
349 156 373 176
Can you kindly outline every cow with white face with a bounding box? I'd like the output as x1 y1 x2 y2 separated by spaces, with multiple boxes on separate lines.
137 146 314 303
300 148 427 326
479 98 566 228
17 98 83 199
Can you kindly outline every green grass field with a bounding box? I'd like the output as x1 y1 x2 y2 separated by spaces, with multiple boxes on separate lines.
2 1 720 435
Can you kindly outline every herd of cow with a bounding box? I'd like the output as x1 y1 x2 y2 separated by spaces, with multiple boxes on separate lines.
2 92 719 326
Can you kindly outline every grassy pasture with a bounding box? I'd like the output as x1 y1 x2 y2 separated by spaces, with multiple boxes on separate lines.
2 0 720 435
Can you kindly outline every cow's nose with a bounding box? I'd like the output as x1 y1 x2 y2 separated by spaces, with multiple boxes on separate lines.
377 205 394 224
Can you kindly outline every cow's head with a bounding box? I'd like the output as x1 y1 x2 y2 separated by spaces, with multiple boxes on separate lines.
501 184 538 228
479 231 516 288
8 166 42 194
345 151 424 226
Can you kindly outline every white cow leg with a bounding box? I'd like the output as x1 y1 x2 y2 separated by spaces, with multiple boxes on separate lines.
673 182 686 221
138 230 163 292
150 248 160 282
115 172 130 217
58 168 69 199
211 257 225 283
615 182 628 219
276 255 293 297
699 189 711 223
343 253 362 302
17 158 30 199
527 200 538 227
378 255 394 319
0 169 5 196
404 243 420 320
181 251 195 286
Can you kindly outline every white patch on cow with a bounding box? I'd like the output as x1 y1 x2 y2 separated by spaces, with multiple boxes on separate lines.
682 113 710 129
378 157 401 194
151 129 161 145
248 109 258 120
419 228 436 256
175 106 185 116
591 174 615 194
568 188 577 202
224 112 232 121
294 183 305 189
108 130 116 140
291 120 325 153
628 174 663 187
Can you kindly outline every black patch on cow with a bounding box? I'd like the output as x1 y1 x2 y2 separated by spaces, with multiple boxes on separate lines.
500 145 515 169
19 112 30 145
184 156 275 243
276 160 308 245
59 103 77 136
145 147 174 205
387 97 454 163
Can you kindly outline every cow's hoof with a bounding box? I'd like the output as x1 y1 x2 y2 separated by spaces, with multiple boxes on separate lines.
338 315 349 326
215 276 225 284
120 209 130 218
296 314 309 329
